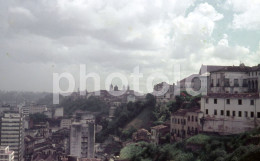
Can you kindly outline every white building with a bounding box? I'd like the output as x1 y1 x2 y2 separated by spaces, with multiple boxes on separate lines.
60 119 72 129
29 105 47 114
70 119 95 158
0 146 14 161
201 64 260 134
0 113 24 161
54 107 64 118
21 106 29 117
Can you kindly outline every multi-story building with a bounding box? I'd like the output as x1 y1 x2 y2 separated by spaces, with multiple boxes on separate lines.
0 146 14 161
150 125 169 145
70 119 95 158
201 64 260 134
20 106 29 118
153 82 175 103
170 108 203 141
60 119 72 129
0 113 24 161
29 105 47 115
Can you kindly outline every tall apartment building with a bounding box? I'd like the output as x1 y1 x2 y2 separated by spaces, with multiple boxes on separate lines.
201 64 260 134
0 113 24 161
0 146 14 161
70 119 95 158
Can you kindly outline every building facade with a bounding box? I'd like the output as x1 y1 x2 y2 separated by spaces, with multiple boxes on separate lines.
70 120 95 158
60 119 72 129
0 146 14 161
171 108 203 141
201 64 260 134
0 113 24 161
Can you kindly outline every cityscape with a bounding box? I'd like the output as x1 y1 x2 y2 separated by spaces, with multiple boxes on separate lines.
0 0 260 161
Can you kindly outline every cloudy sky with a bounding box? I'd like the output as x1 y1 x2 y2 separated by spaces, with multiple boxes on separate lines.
0 0 260 93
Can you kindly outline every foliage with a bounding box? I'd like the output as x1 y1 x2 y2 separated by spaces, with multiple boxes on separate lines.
61 96 108 116
186 134 211 144
96 95 156 143
29 113 48 123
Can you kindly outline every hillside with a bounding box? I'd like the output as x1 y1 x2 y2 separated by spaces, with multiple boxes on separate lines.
124 106 153 130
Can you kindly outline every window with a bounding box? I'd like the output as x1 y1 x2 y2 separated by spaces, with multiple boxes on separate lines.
239 111 242 117
233 111 236 117
243 79 247 87
195 116 198 122
226 110 230 116
206 109 208 114
238 99 242 105
258 112 260 118
214 99 217 104
214 109 217 115
221 110 224 116
225 78 230 86
251 100 254 105
178 119 180 124
217 79 220 86
251 112 254 118
245 111 248 117
188 116 190 121
211 79 214 87
234 79 239 87
192 116 194 122
226 99 230 104
206 98 208 104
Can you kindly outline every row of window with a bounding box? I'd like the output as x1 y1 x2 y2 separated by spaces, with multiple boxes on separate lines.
249 71 260 77
206 98 255 105
205 109 260 118
171 127 198 137
172 116 198 124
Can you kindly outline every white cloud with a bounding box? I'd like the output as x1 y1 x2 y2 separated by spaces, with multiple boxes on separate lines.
225 0 260 30
0 0 259 92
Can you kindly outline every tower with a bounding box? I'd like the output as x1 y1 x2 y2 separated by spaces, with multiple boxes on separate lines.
110 84 113 91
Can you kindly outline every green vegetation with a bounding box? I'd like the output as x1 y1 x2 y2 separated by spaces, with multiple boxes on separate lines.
119 128 260 161
29 113 48 123
150 91 201 126
61 96 108 116
96 94 157 143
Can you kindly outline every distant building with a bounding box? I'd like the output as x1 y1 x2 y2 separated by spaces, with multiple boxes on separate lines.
54 107 64 118
150 125 169 145
0 113 24 161
132 129 151 142
170 108 203 141
70 119 95 158
0 146 14 161
153 82 175 103
60 119 72 129
29 105 47 115
21 106 29 117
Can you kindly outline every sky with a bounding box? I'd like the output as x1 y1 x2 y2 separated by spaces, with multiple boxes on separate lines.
0 0 260 93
